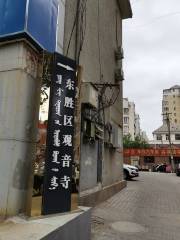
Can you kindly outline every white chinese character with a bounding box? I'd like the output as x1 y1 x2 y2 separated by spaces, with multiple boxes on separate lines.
64 115 73 127
56 75 62 84
63 135 72 146
66 79 74 90
55 120 62 126
52 151 60 164
61 154 72 167
49 176 59 190
53 130 61 147
56 88 63 97
60 176 71 189
54 100 62 116
64 97 74 109
51 168 59 172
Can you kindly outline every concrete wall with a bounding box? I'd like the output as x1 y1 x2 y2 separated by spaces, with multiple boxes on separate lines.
42 208 91 240
0 41 41 218
80 139 98 191
0 207 91 240
103 148 123 187
64 0 125 200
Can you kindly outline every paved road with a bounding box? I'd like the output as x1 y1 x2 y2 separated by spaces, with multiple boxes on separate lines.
91 172 180 240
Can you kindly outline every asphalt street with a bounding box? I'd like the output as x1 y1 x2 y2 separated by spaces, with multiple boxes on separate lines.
91 172 180 240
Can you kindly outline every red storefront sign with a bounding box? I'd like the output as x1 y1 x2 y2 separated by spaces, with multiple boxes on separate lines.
124 148 180 157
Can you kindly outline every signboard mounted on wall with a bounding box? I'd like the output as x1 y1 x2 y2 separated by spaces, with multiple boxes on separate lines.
42 53 77 215
0 0 58 52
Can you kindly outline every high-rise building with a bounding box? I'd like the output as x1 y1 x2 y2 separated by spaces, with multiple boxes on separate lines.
152 85 180 145
162 85 180 124
135 114 141 137
123 98 141 140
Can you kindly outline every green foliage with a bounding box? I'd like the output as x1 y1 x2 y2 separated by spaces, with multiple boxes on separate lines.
123 134 150 149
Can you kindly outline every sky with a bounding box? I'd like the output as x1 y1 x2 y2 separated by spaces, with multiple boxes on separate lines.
123 0 180 140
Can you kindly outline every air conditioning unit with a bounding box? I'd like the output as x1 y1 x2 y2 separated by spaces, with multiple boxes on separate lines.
83 120 95 139
115 46 124 61
95 124 104 140
112 125 123 148
114 68 124 82
81 83 98 109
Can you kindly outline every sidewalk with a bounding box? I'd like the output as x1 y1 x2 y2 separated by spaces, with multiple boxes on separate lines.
91 172 180 240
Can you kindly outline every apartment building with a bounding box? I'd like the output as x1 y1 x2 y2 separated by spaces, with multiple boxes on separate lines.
123 98 141 140
162 85 180 124
135 114 141 137
151 85 180 145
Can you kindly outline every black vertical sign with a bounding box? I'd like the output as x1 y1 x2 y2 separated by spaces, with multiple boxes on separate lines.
42 53 76 215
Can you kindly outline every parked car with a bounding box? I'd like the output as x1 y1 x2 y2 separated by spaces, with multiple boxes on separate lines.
123 164 139 180
156 164 166 173
152 164 160 172
176 164 180 176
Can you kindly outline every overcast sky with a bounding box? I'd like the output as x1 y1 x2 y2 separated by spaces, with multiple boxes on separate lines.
123 0 180 139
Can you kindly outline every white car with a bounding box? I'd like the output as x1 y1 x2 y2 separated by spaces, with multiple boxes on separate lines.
123 164 139 180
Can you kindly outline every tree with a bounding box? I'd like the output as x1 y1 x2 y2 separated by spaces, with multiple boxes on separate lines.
123 134 150 149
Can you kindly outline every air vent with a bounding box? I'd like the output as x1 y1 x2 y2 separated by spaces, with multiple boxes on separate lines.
115 68 124 82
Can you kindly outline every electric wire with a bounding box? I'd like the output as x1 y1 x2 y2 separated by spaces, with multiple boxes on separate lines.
66 16 78 56
126 11 180 30
75 0 87 63
66 1 80 56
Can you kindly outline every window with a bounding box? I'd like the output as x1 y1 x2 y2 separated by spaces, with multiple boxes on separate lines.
123 126 128 133
144 156 155 163
175 119 177 123
164 107 169 112
124 108 129 114
156 134 162 140
124 117 129 124
163 101 168 106
174 113 176 116
175 134 180 140
174 107 176 111
166 134 169 140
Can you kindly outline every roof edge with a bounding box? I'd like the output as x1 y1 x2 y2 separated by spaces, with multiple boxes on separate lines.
117 0 133 19
153 124 180 134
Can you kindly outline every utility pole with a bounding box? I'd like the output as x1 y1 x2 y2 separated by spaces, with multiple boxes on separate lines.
162 112 175 172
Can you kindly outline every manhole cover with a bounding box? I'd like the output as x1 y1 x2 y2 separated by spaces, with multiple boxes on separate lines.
111 221 147 233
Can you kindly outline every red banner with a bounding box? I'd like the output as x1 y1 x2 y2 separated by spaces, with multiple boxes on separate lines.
124 148 180 157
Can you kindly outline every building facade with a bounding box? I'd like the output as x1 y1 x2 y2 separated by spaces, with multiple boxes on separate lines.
152 85 180 145
152 124 180 146
64 0 132 205
123 98 141 140
162 85 180 124
135 114 141 137
123 98 130 136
